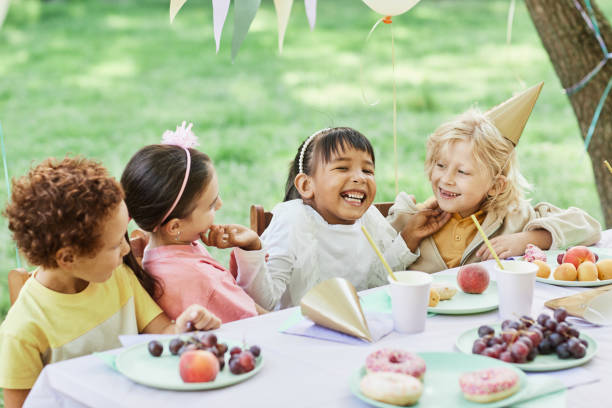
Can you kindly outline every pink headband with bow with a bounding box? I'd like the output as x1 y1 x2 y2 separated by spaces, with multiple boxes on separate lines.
153 121 199 232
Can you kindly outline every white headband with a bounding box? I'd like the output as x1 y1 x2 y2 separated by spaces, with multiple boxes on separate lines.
298 128 331 174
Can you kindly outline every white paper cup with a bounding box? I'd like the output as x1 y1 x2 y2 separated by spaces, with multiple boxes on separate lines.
387 271 433 334
495 260 538 320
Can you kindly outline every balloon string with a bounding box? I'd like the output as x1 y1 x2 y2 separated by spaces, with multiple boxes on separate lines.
565 0 610 95
506 0 516 45
391 22 398 196
565 59 607 95
504 0 526 88
584 77 612 152
0 121 21 268
359 16 399 194
584 0 606 54
359 17 384 106
575 0 605 53
559 0 611 153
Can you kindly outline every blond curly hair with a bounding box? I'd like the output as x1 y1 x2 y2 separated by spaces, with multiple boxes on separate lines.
424 108 531 216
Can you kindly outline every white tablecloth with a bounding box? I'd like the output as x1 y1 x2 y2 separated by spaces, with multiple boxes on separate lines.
24 259 612 408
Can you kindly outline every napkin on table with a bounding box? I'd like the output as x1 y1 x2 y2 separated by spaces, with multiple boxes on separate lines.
281 311 393 345
511 375 566 407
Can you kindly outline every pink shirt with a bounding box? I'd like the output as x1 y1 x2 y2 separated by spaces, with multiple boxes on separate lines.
142 242 257 323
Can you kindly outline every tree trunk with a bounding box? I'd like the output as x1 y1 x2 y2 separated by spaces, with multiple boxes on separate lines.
525 0 612 228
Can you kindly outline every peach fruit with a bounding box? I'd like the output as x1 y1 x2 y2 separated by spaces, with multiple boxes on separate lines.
553 263 577 281
457 264 490 294
562 246 596 270
533 260 551 278
577 261 598 281
179 350 220 383
596 259 612 281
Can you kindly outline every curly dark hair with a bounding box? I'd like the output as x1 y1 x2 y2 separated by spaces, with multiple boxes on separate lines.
3 156 124 268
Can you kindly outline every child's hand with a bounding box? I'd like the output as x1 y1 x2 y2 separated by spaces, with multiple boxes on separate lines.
175 304 221 333
400 199 451 252
201 224 262 251
476 230 552 261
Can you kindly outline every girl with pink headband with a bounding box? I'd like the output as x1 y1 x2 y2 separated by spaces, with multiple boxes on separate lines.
121 122 265 323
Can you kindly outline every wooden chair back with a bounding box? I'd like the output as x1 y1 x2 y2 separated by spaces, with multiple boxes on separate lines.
129 229 149 267
8 268 30 305
7 231 149 306
249 202 394 236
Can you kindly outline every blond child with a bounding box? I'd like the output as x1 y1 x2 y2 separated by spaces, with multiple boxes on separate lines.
232 127 450 310
388 85 601 273
0 157 220 408
121 122 265 324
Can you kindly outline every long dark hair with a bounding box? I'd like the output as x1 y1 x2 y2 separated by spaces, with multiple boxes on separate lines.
284 127 375 201
121 144 213 231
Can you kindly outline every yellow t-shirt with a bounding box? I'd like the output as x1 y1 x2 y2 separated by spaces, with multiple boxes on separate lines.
0 264 162 389
433 210 486 268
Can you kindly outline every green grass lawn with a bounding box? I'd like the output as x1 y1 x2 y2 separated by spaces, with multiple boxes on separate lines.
0 0 610 403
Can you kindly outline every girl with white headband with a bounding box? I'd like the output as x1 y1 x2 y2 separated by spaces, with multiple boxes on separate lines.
232 127 450 310
121 122 266 323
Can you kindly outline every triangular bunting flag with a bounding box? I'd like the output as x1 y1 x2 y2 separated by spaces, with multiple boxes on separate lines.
232 0 261 61
0 0 10 29
169 0 188 23
212 0 230 54
273 0 293 53
304 0 316 30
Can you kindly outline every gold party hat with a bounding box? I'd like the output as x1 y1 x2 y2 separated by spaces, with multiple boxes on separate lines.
485 82 543 145
300 278 372 342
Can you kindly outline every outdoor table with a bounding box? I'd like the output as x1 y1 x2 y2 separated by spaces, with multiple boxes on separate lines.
23 255 611 408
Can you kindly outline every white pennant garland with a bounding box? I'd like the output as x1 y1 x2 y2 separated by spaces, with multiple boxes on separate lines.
169 0 187 23
0 0 10 29
168 0 320 55
273 0 293 53
304 0 316 30
212 0 230 53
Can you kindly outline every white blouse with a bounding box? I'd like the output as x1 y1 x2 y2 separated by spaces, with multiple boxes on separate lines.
234 199 418 310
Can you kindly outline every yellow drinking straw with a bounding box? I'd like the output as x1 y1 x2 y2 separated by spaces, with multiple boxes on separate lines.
361 225 398 281
605 160 612 174
470 214 504 270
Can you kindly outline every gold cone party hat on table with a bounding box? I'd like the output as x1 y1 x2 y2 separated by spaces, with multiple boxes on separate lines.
485 82 544 146
300 278 372 342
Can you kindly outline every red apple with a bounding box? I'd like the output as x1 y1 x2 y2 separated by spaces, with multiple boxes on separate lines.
562 246 596 269
179 350 220 383
457 264 490 294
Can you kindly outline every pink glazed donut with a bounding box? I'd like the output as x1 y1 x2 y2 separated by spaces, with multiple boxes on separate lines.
365 349 426 380
459 367 520 403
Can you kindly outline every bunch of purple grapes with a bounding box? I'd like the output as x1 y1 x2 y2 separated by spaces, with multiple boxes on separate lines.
472 307 588 363
147 333 262 374
148 333 229 368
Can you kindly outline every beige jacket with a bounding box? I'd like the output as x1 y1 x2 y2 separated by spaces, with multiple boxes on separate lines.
387 192 602 273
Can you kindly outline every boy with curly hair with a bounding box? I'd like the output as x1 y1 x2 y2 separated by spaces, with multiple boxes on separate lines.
0 157 221 408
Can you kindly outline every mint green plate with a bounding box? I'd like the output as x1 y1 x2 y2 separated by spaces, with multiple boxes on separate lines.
456 324 597 372
115 338 263 390
526 248 612 287
350 352 527 407
428 274 498 315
